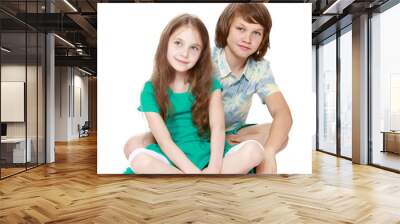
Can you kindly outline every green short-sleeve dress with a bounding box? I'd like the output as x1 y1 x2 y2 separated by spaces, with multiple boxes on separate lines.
124 79 232 174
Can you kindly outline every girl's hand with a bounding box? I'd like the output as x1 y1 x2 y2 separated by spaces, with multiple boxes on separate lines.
183 166 202 174
201 166 221 174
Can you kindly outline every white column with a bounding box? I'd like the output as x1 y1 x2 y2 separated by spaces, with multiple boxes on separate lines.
46 1 55 163
352 14 369 164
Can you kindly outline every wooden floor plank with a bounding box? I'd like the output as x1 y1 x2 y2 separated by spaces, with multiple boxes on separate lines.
0 134 399 223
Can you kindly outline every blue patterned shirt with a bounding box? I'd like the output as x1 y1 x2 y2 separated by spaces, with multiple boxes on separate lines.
212 47 280 132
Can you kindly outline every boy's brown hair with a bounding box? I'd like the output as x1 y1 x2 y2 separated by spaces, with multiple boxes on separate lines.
215 3 272 61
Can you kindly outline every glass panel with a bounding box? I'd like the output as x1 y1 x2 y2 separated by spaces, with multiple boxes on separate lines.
1 31 27 177
0 1 46 178
340 29 352 158
371 4 400 171
27 31 38 169
318 37 337 154
38 32 45 165
74 86 81 137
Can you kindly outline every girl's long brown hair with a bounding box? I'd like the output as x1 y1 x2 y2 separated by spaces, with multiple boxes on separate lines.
151 14 213 137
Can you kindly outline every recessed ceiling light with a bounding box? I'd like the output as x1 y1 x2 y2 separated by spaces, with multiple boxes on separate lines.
63 0 78 12
78 67 92 76
1 47 11 53
323 0 355 15
54 34 75 48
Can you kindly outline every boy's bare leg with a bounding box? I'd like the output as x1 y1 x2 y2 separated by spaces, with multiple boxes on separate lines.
221 141 264 174
227 123 288 174
234 123 288 152
124 132 156 159
130 153 182 174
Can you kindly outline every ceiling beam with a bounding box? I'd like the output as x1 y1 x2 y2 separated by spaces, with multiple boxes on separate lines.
67 13 97 39
55 55 96 69
322 0 356 14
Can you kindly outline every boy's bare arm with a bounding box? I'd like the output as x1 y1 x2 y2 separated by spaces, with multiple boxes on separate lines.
263 91 292 155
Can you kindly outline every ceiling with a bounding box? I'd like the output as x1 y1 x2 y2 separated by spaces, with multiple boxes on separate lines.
0 0 393 75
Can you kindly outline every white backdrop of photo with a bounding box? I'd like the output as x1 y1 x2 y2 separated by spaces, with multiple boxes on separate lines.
98 3 313 174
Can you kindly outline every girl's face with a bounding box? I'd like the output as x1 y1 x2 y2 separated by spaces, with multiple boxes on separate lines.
226 16 264 60
167 26 203 74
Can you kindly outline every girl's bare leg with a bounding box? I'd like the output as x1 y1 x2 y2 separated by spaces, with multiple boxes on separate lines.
221 140 264 174
130 153 182 174
124 132 156 159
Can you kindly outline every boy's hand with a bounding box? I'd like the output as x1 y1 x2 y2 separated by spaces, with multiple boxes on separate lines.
257 149 277 174
226 133 260 145
263 156 277 174
226 134 242 145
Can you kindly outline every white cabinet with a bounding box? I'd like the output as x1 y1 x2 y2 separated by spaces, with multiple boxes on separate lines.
1 138 32 163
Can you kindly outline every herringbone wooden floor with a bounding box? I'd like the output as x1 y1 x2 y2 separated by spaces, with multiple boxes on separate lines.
1 134 400 223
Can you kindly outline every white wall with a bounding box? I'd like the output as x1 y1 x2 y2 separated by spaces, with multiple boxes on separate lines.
1 64 46 163
1 65 37 138
55 67 89 141
55 66 69 141
72 72 89 138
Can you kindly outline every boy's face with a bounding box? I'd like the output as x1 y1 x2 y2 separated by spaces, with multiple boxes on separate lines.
167 26 203 74
226 16 264 60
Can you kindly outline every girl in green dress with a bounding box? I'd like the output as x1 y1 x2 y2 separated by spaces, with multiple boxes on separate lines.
125 14 265 174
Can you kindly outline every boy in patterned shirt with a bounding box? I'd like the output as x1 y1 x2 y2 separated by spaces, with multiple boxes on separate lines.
211 3 292 173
